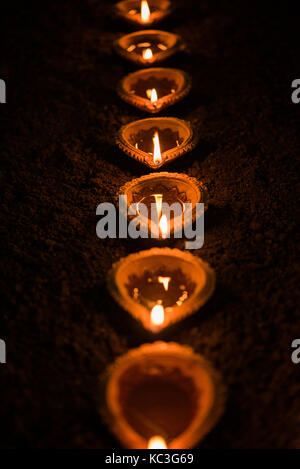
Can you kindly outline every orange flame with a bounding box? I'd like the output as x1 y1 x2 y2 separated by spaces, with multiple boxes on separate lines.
141 0 151 23
150 304 164 326
148 436 167 449
159 214 168 239
153 131 162 165
143 48 153 61
146 88 158 102
151 88 158 102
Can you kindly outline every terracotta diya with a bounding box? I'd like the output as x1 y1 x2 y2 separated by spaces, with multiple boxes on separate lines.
116 117 198 170
114 30 182 66
118 172 208 239
103 342 225 449
114 0 172 27
107 248 215 333
118 68 191 114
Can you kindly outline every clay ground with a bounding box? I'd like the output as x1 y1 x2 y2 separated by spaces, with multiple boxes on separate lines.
0 0 299 449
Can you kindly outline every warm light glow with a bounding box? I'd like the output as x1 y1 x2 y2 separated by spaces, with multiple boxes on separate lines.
150 304 164 326
158 276 171 291
141 0 151 23
148 436 167 449
158 43 167 51
151 88 158 102
159 214 168 239
153 131 162 165
143 48 153 60
127 44 136 52
146 88 158 102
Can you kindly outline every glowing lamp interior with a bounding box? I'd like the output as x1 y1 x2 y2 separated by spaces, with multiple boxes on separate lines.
147 435 167 449
105 342 224 449
141 0 151 22
107 248 216 332
150 304 165 326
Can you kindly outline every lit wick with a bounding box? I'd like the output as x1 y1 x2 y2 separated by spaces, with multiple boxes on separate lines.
143 48 153 61
152 131 162 165
141 0 151 23
146 88 158 103
153 193 168 238
150 304 164 326
148 436 168 449
151 88 158 103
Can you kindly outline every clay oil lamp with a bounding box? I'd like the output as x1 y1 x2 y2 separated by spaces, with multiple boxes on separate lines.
103 342 225 449
106 248 215 333
114 30 182 66
118 172 207 239
118 68 191 114
114 0 172 27
116 117 198 170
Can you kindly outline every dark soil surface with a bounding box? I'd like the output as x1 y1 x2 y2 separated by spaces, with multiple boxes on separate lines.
0 0 299 449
